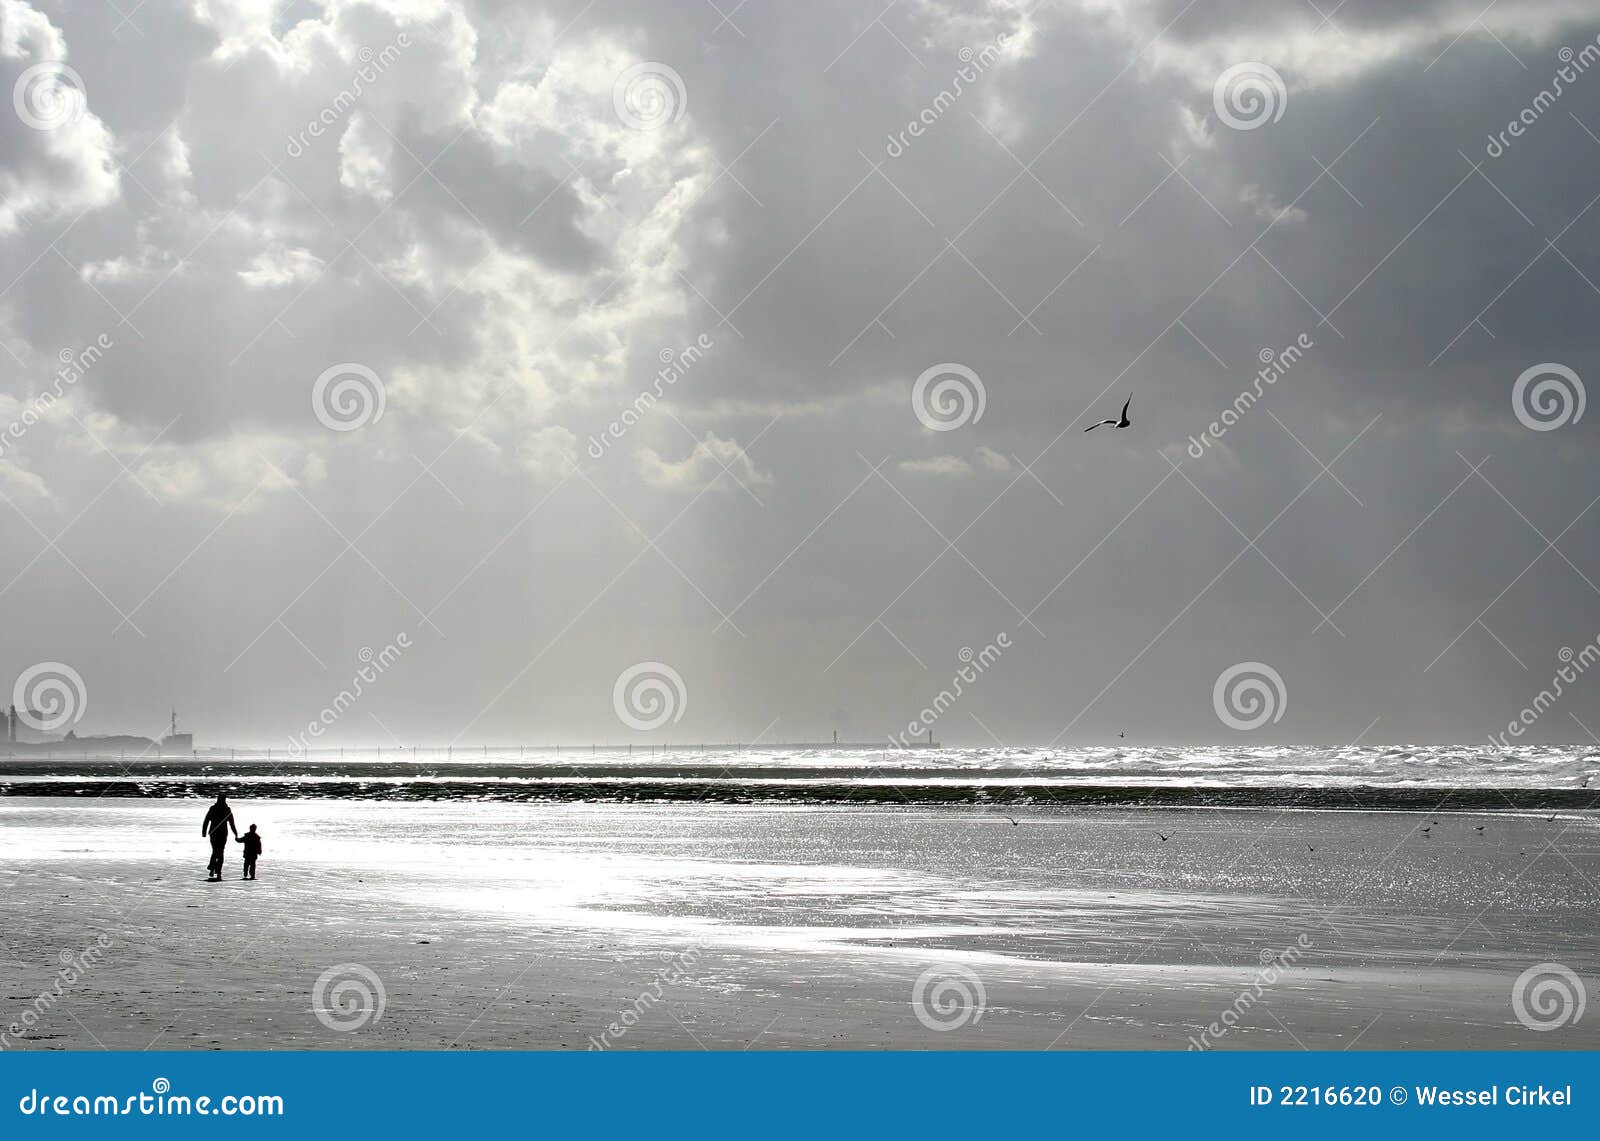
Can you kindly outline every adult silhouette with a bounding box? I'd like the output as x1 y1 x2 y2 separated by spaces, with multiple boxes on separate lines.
202 794 240 881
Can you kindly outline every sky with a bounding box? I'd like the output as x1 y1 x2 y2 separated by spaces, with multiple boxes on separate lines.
2 0 1600 749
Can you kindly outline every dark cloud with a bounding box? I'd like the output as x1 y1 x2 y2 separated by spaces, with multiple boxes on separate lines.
2 0 1599 746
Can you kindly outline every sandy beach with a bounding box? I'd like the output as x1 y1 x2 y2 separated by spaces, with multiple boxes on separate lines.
2 797 1595 1050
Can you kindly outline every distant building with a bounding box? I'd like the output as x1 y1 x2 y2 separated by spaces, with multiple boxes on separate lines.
161 708 194 755
7 707 52 745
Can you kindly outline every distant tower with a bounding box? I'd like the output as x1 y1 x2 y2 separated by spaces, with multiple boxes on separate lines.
162 708 194 756
6 704 14 744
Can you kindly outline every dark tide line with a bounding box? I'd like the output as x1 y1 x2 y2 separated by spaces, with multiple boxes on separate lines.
1 780 1596 810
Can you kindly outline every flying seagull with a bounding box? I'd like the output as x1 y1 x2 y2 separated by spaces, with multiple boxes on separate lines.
1085 394 1132 432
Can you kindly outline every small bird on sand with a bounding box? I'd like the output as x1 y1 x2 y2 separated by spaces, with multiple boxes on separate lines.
1475 824 1484 832
1307 843 1315 852
1157 832 1170 842
1421 826 1431 836
1002 815 1019 826
1546 814 1557 822
1119 730 1126 738
1085 394 1132 432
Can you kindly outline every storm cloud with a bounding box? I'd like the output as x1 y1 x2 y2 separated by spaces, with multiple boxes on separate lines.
2 0 1599 747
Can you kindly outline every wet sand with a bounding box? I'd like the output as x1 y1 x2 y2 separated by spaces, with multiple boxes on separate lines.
1 798 1595 1050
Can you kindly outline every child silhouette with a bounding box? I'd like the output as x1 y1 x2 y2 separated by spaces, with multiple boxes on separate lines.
237 823 263 880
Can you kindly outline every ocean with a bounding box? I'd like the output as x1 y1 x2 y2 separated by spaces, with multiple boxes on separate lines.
2 744 1596 803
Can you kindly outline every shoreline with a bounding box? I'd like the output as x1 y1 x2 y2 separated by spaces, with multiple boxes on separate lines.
2 777 1596 808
